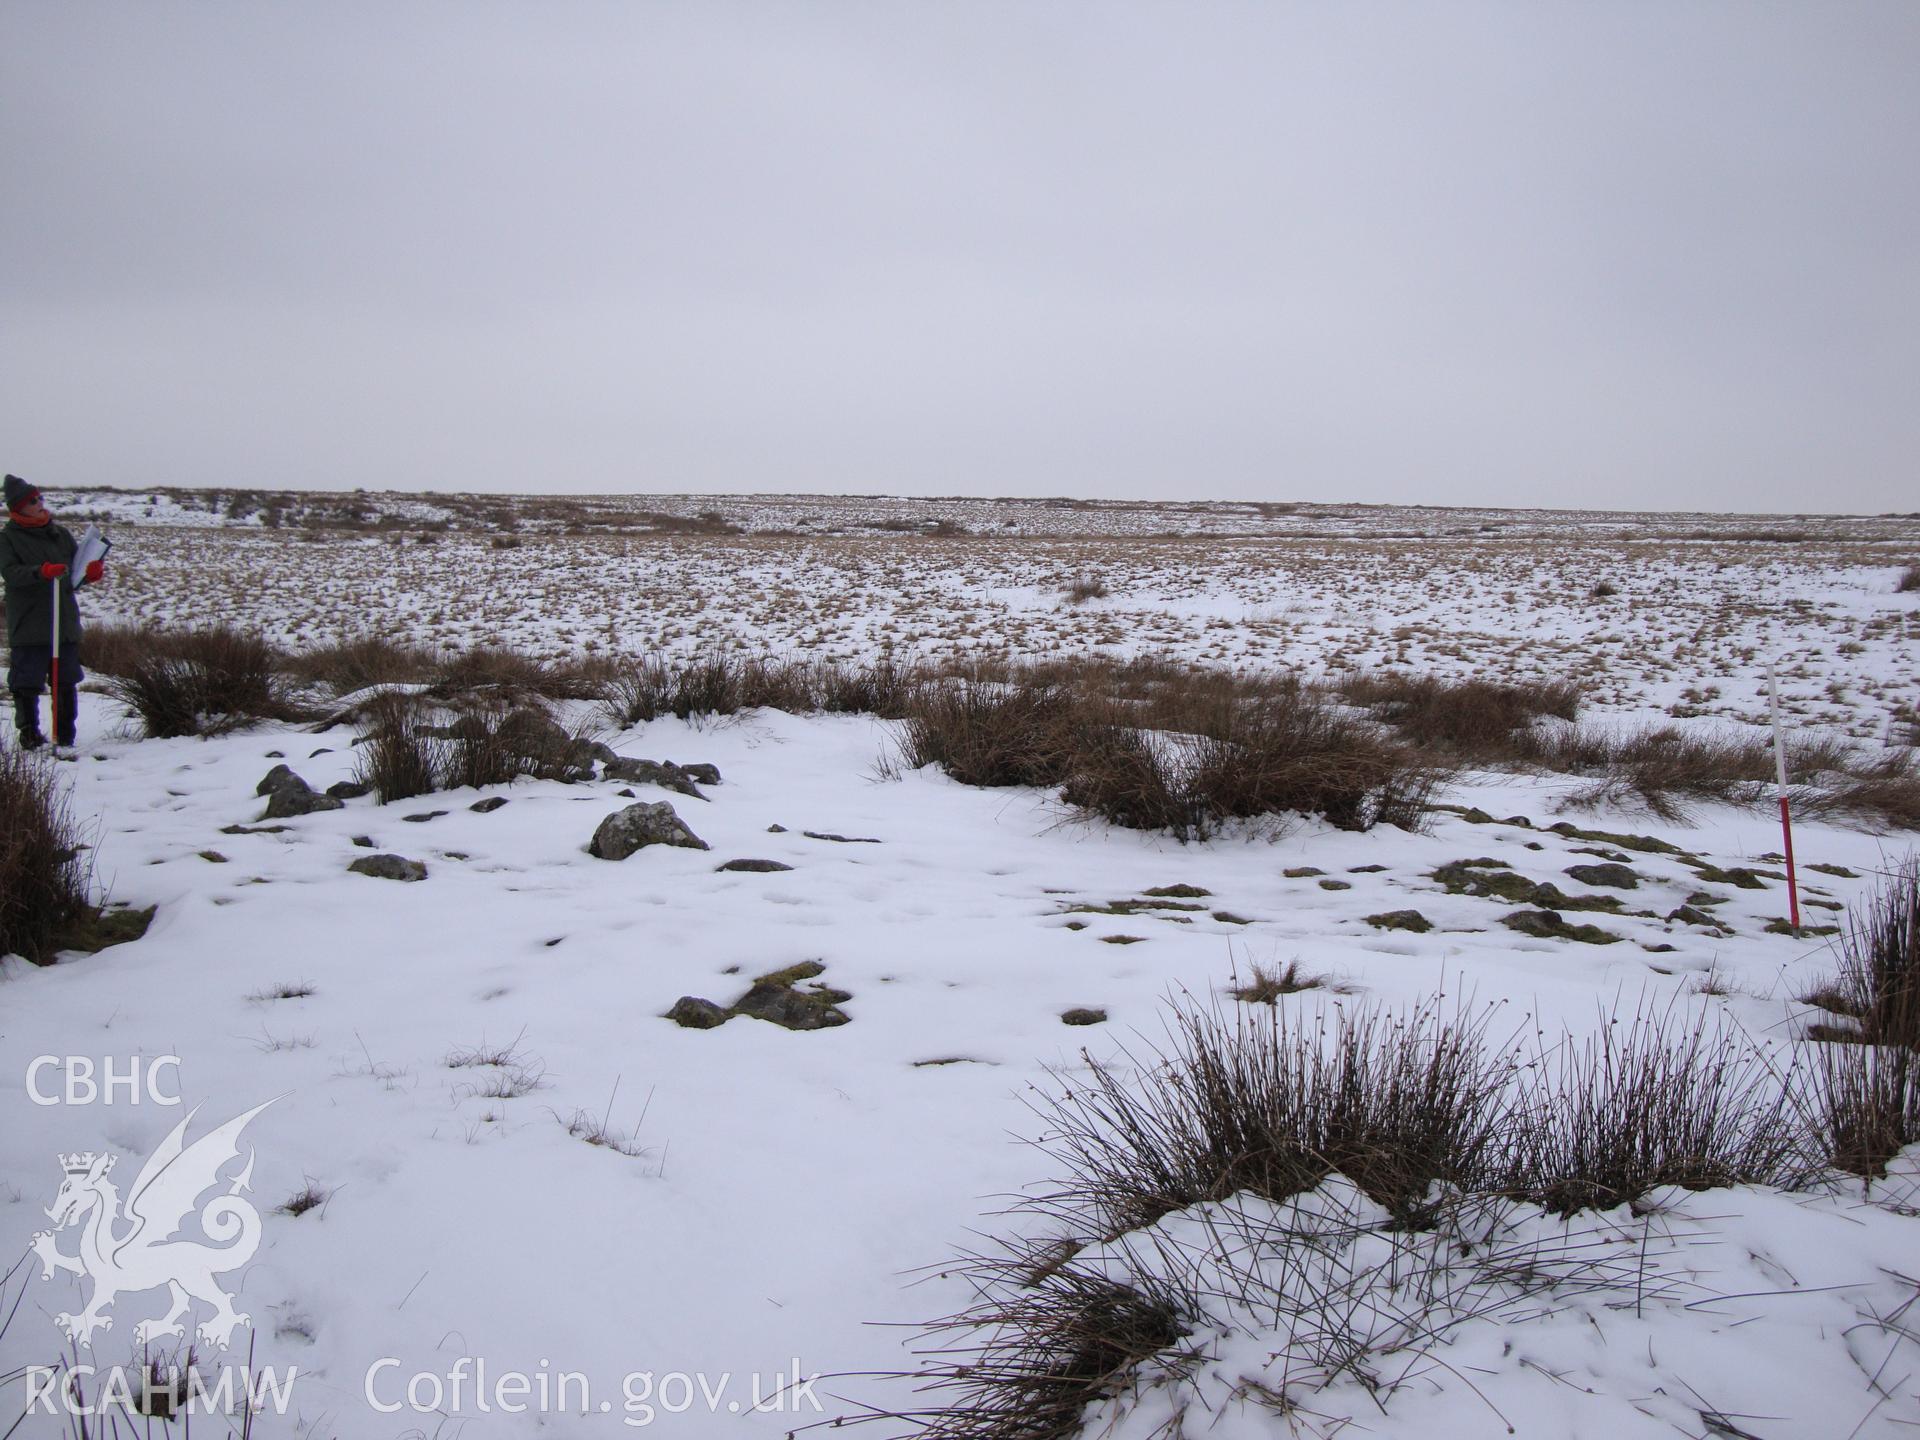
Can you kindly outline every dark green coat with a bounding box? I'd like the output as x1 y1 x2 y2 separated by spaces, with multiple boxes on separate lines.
1 521 83 649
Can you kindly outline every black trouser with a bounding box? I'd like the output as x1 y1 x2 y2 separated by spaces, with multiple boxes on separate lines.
8 643 83 745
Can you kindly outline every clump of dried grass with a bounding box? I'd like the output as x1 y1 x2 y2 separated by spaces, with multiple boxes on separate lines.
1340 672 1580 756
0 749 91 964
877 991 1832 1440
1503 1005 1815 1214
353 691 599 801
897 666 1439 838
1035 997 1514 1233
1802 859 1920 1178
1834 859 1920 1049
1532 722 1913 828
352 690 442 803
104 626 312 737
286 633 442 691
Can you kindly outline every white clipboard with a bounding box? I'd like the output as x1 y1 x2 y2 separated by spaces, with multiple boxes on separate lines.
71 525 112 587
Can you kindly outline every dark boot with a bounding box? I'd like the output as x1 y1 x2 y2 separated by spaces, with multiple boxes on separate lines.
53 685 77 748
12 690 45 750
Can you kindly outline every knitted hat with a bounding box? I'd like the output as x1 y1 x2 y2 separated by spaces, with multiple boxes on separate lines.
4 475 40 511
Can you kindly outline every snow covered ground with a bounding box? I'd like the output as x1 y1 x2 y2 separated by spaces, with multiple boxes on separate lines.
2 494 1918 1437
55 488 1920 740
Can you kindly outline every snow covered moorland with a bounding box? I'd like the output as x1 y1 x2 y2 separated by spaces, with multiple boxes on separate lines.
2 490 1919 1439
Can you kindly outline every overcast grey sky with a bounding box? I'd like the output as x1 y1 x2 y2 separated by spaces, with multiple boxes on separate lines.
3 3 1915 510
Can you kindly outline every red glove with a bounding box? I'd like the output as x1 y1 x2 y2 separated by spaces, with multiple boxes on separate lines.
84 560 105 584
39 562 67 580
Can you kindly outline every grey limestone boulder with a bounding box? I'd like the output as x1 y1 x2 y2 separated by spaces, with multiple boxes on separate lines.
588 801 709 860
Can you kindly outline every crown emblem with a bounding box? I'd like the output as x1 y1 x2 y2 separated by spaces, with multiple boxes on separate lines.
59 1152 108 1176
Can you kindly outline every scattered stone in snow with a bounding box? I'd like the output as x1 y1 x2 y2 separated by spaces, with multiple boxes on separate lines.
401 810 448 823
767 823 788 833
803 830 881 844
1060 1008 1107 1026
588 801 709 860
725 962 852 1030
1667 905 1730 931
351 835 375 848
469 796 508 813
1765 918 1840 937
256 765 345 820
1526 882 1624 913
731 983 850 1029
325 780 370 799
756 961 826 985
264 750 285 759
199 850 229 863
912 1056 988 1067
1808 862 1858 878
666 996 730 1029
1211 911 1252 924
54 904 156 957
1689 863 1770 889
1348 863 1388 873
615 787 636 797
717 858 795 873
1569 844 1633 863
1282 867 1324 878
1319 879 1352 891
221 823 291 835
263 787 345 819
255 765 302 797
1566 862 1639 889
1143 883 1210 897
1100 934 1145 945
1431 861 1538 903
308 747 333 758
674 762 722 785
348 854 428 882
1500 909 1621 944
1365 909 1432 933
1066 898 1206 916
602 756 706 799
1547 822 1684 855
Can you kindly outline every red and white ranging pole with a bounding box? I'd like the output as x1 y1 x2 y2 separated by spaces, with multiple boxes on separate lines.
1768 664 1802 934
48 571 62 748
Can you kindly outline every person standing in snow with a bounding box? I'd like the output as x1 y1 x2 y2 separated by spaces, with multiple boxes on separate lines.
2 475 104 750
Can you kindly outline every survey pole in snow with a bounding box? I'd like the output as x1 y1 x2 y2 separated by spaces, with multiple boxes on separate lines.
48 572 62 748
1768 665 1802 934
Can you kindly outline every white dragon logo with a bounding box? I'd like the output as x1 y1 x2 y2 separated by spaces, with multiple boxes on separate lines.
30 1101 275 1349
